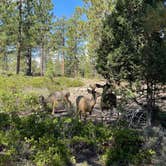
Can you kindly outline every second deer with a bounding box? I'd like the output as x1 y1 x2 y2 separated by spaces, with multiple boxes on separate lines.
76 84 99 120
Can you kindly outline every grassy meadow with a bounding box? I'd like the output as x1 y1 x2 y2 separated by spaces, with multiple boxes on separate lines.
0 75 83 113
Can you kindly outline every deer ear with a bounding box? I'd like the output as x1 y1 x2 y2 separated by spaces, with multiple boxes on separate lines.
64 92 70 97
87 88 92 94
96 92 101 97
89 84 96 90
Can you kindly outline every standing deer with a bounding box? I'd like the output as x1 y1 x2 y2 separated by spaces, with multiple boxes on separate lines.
49 91 72 115
39 91 72 115
76 84 99 120
96 81 117 113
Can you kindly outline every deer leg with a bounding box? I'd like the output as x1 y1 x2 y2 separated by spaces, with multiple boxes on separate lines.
52 101 58 115
84 113 87 121
101 107 106 122
79 111 82 119
109 106 112 118
52 104 55 115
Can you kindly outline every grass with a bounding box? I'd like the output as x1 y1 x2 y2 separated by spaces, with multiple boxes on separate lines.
0 75 84 93
0 75 84 113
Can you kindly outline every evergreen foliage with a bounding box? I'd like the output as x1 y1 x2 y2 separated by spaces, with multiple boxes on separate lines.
95 0 166 125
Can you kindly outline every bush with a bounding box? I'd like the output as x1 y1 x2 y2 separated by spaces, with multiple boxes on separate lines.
0 111 154 165
0 113 10 130
158 111 166 128
70 136 96 154
0 91 39 113
104 128 152 166
27 137 72 166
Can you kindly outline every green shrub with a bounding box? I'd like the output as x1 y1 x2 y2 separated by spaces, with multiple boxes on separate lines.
2 111 153 165
70 136 97 154
0 91 39 113
0 129 23 165
158 111 166 128
27 137 72 166
104 128 152 166
17 114 54 140
0 113 10 130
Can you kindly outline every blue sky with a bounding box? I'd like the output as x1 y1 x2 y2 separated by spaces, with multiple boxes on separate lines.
52 0 84 18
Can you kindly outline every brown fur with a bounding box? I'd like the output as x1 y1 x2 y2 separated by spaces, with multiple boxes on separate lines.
76 85 98 119
96 83 117 111
47 91 72 114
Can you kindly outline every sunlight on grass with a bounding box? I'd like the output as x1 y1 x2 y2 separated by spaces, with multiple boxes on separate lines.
0 75 84 93
0 75 83 113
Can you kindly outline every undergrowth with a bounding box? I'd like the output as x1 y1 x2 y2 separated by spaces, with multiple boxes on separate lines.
0 112 154 166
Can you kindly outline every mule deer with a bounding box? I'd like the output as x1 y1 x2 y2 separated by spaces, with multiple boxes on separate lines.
47 92 72 114
76 84 99 119
42 91 72 114
96 82 117 112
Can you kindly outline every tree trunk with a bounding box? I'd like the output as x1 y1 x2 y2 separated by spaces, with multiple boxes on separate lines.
74 61 78 77
16 0 22 74
25 48 32 76
146 81 156 126
74 41 78 77
17 42 21 74
61 53 65 76
41 43 45 76
3 51 8 71
61 26 65 76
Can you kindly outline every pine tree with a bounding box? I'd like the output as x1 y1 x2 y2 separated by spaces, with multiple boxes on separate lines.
65 12 86 77
23 0 36 75
34 0 53 76
16 0 23 74
96 0 166 125
53 17 67 76
83 0 111 58
0 1 17 72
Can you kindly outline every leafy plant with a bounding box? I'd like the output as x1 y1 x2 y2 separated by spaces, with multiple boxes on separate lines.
104 128 152 166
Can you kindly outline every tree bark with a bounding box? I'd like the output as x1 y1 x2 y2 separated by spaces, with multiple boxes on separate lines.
61 25 65 76
61 53 65 76
74 41 78 77
41 43 45 76
3 50 8 71
16 0 22 74
146 80 156 126
25 48 32 76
